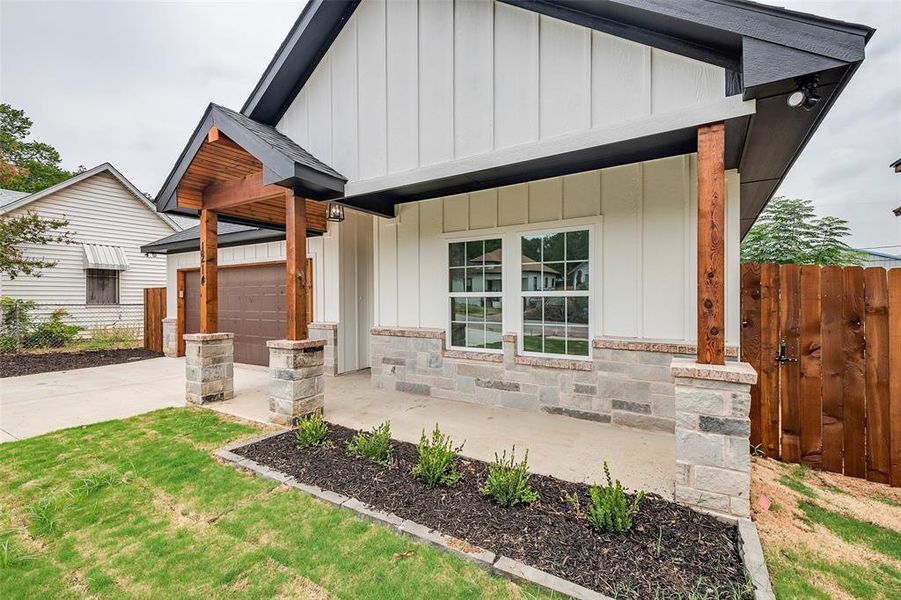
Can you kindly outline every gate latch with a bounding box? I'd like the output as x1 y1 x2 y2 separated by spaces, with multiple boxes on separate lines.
776 339 798 364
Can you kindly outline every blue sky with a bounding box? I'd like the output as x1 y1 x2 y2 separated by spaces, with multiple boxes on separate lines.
1 0 898 252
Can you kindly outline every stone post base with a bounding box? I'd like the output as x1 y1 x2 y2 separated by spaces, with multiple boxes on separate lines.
184 333 234 404
267 339 326 426
671 358 758 518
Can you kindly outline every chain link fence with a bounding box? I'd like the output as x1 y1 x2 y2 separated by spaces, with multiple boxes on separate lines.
0 299 143 353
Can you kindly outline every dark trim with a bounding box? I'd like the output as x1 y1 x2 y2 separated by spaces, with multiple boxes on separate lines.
241 0 360 124
725 69 743 96
340 127 700 216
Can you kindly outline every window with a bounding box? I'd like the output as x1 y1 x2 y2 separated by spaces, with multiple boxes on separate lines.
521 229 589 357
449 238 503 350
86 269 119 305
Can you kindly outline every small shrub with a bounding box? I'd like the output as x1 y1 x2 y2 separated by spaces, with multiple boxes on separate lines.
480 447 539 506
587 461 644 532
296 412 328 447
412 424 464 487
25 309 81 348
346 421 393 465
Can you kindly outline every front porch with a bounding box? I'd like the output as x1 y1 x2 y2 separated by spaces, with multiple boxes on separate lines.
209 364 675 497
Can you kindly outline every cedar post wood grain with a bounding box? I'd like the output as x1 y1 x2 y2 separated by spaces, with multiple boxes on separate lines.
286 193 308 341
696 122 726 365
740 263 762 448
888 268 901 487
201 171 293 211
798 265 823 468
199 208 218 334
864 268 890 484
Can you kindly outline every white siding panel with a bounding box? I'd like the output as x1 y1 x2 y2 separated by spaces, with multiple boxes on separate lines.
418 199 445 328
278 88 309 148
357 0 387 179
562 171 600 219
539 15 590 138
641 157 688 340
469 188 497 230
528 177 563 223
493 3 539 149
387 0 419 172
331 18 359 180
454 0 494 158
497 183 528 227
601 164 642 338
418 0 454 166
306 58 332 165
443 193 468 233
651 49 725 114
377 218 398 326
591 31 651 127
396 203 420 327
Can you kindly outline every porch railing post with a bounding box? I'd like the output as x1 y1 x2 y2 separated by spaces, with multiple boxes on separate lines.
697 122 726 365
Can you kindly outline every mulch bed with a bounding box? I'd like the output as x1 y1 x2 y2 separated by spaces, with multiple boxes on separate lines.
235 424 751 598
0 348 162 378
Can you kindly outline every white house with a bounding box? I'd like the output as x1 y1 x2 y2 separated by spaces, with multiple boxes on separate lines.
145 0 871 517
1 163 183 333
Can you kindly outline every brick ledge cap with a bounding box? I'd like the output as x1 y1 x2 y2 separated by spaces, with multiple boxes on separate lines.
184 332 234 342
267 339 326 350
670 358 757 384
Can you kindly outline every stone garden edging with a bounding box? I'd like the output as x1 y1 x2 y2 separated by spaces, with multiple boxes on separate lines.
214 433 773 600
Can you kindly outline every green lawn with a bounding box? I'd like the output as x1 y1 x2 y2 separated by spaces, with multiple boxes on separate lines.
0 409 546 599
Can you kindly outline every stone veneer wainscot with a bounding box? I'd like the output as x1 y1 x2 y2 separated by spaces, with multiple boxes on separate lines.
370 327 739 433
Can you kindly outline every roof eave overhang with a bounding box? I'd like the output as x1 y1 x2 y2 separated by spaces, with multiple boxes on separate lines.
155 104 345 216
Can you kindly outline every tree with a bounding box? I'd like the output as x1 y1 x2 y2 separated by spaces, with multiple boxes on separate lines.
0 103 77 193
0 211 72 279
740 196 867 266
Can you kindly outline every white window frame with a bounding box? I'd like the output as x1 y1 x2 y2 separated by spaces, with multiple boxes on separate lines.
517 225 592 360
446 234 505 354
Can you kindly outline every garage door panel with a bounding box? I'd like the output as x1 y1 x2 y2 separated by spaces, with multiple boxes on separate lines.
183 262 312 366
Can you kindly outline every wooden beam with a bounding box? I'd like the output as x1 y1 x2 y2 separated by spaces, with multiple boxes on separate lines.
201 171 288 211
697 122 726 365
199 208 218 333
285 193 308 341
207 126 220 143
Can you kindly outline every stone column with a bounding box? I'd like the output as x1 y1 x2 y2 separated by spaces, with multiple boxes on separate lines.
267 339 325 426
671 358 758 518
162 318 178 357
184 332 234 404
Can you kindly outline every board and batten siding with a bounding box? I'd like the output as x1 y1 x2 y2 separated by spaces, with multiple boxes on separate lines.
373 156 742 346
0 171 176 306
165 210 374 373
277 0 749 198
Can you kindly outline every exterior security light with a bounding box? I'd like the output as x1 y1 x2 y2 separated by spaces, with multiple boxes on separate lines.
787 75 821 111
326 202 345 222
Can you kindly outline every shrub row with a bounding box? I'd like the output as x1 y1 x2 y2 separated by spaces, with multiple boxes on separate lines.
294 413 645 532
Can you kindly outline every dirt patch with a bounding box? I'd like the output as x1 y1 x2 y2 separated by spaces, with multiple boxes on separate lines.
234 425 750 599
0 348 161 378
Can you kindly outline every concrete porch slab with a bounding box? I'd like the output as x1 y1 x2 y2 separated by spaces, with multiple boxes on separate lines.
212 368 675 497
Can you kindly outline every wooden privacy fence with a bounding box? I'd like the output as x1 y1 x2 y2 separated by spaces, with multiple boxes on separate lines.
740 263 901 487
143 287 167 353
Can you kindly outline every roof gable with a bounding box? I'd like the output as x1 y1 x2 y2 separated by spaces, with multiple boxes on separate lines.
0 163 182 231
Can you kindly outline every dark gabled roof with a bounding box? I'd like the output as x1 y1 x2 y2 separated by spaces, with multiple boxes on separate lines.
155 103 345 218
140 221 289 255
891 158 901 170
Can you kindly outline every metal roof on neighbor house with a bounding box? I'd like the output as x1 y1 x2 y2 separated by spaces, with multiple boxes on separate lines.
0 188 30 210
82 244 129 270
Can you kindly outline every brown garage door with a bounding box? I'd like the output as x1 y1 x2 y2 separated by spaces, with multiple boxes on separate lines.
183 261 312 366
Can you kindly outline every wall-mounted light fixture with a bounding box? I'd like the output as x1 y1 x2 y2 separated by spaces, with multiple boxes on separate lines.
326 202 345 223
786 75 821 111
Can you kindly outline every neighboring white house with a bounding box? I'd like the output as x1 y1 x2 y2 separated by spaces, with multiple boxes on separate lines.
0 163 184 332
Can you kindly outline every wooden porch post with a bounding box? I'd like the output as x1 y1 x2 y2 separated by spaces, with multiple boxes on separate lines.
697 122 726 365
199 208 218 333
285 192 308 340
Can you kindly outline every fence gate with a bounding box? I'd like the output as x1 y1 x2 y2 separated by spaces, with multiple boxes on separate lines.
143 287 167 353
741 263 901 487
